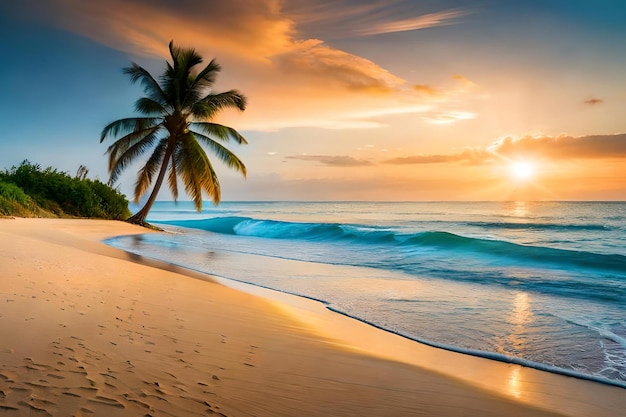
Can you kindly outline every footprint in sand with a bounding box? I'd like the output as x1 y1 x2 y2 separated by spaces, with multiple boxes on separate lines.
18 399 54 417
0 405 19 411
79 386 98 394
88 395 126 408
124 396 151 410
1 371 16 383
74 406 95 416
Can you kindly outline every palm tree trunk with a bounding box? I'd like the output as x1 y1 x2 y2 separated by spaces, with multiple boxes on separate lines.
127 143 175 225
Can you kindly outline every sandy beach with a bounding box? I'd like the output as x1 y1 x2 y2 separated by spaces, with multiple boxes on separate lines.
1 218 624 417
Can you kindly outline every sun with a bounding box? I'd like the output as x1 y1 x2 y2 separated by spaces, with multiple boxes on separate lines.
510 161 535 181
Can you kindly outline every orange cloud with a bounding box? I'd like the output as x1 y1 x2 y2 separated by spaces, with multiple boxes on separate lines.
384 133 626 166
452 74 476 88
413 84 440 96
357 9 466 36
42 0 297 60
385 149 492 165
489 133 626 159
584 98 604 105
423 111 476 124
273 42 404 93
285 2 466 37
24 0 473 131
286 155 373 167
413 74 475 100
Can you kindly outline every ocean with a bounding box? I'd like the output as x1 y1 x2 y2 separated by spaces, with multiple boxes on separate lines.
105 201 626 388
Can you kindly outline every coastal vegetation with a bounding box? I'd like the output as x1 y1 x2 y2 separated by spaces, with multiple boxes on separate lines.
101 41 248 225
0 160 130 219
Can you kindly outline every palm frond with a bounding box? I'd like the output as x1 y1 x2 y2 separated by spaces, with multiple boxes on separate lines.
190 122 248 144
133 138 169 202
167 146 180 201
162 41 204 110
161 62 179 108
182 59 221 109
191 90 247 119
191 131 247 177
101 117 159 143
135 97 167 115
170 41 203 73
123 64 168 105
192 58 220 89
175 133 221 208
106 124 161 160
107 128 161 185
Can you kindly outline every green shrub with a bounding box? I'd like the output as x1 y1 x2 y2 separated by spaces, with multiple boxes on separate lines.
87 179 131 220
2 161 130 219
0 180 31 207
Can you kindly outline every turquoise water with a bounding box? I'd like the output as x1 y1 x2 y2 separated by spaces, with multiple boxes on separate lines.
105 201 626 388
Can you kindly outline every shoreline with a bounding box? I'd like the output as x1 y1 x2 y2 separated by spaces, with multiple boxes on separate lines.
1 218 624 416
119 236 626 391
200 268 626 417
107 222 626 392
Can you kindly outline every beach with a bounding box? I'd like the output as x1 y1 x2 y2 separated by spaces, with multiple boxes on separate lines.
1 218 624 416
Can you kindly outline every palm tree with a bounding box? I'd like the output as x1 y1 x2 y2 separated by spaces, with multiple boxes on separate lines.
101 41 247 225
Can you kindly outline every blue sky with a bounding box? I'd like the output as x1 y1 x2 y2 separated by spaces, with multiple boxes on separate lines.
1 0 625 201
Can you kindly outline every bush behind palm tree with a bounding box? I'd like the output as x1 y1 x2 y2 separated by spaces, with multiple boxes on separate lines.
1 161 130 219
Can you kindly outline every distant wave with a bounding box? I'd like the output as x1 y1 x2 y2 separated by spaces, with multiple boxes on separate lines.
404 231 626 273
465 221 610 231
157 217 626 275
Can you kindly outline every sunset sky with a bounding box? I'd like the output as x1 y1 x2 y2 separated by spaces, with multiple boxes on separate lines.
1 0 625 201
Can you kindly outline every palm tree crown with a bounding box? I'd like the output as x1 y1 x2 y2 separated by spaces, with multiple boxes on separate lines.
101 41 247 224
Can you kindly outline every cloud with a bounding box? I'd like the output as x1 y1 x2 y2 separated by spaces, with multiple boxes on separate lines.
273 41 405 93
358 9 466 36
384 133 626 166
423 111 476 124
413 74 476 100
45 0 299 60
385 149 492 165
286 154 373 166
584 98 604 105
284 2 466 38
452 74 476 88
22 0 473 131
488 133 626 159
413 84 440 96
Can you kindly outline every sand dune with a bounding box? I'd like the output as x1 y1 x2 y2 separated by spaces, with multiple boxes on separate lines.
0 218 624 416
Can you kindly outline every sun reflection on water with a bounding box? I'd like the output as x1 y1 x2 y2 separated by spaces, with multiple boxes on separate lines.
511 292 532 327
508 367 522 399
511 201 529 218
505 292 533 399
